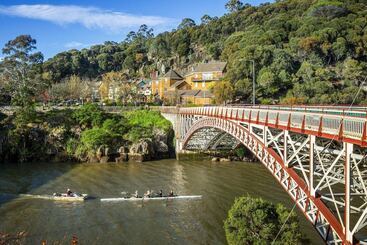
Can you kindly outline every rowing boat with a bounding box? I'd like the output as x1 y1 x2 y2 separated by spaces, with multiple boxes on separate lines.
19 193 88 201
100 195 202 202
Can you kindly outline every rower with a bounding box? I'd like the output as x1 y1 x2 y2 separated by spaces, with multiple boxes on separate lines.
158 190 163 197
134 190 139 198
169 190 174 197
66 188 73 196
144 190 151 198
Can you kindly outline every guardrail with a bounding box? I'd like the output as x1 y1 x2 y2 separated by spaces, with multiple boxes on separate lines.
228 105 367 118
160 106 367 146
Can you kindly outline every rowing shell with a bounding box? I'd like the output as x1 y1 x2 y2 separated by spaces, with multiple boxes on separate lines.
100 195 202 202
19 194 88 201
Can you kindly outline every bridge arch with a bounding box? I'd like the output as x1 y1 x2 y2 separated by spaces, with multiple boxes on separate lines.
182 117 348 244
162 105 367 244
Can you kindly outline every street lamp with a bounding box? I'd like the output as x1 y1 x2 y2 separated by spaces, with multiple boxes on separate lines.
240 59 256 106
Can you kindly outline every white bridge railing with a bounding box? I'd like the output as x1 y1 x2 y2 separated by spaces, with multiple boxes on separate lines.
161 106 367 146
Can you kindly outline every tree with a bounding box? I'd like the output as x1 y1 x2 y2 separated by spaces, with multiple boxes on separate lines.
125 31 137 43
224 195 302 245
68 75 91 101
100 71 133 104
225 0 243 12
212 81 234 105
72 103 105 128
177 18 196 30
201 15 213 25
0 35 44 124
38 0 367 105
48 75 92 102
48 82 69 101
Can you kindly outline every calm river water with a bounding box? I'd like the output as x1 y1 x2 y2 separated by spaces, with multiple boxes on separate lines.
0 160 322 244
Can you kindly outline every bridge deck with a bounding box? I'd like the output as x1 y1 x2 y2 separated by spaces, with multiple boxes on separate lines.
161 106 367 146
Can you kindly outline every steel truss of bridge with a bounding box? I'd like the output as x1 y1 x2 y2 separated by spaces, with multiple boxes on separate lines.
161 106 367 245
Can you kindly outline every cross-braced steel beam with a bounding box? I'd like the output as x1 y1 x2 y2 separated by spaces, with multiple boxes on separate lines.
161 106 367 244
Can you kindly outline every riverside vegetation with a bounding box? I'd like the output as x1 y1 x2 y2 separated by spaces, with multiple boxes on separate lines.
2 1 367 106
26 0 367 105
0 104 174 164
224 195 302 244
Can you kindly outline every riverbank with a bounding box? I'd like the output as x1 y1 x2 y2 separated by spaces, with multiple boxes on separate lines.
0 104 175 164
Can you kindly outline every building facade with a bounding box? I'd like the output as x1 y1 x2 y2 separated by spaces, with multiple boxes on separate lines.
151 61 227 105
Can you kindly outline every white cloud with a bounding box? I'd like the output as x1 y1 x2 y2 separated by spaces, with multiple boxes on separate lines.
0 4 174 32
64 41 87 48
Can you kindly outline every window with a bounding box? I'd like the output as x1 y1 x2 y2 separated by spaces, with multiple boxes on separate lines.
202 73 213 80
202 82 205 88
195 82 198 88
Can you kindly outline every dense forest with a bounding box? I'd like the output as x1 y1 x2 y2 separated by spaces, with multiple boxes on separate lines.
23 0 367 104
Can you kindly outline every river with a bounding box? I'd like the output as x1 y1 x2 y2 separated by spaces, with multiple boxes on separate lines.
0 160 322 244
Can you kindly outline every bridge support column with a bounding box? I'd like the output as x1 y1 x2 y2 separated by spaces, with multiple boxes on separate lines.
284 130 289 167
344 142 353 244
263 126 268 147
309 135 316 197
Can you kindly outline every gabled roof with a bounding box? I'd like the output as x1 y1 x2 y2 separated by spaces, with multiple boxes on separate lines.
170 80 186 88
162 69 183 80
164 90 186 97
181 90 200 97
190 62 227 74
195 90 214 98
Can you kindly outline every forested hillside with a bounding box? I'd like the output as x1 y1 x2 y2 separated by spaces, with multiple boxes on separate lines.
43 0 367 104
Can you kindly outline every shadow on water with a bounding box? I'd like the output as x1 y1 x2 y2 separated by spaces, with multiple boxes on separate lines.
0 162 76 206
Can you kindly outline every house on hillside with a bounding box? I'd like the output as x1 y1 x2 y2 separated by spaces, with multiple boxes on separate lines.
185 61 227 90
151 69 183 99
134 79 152 103
150 61 227 105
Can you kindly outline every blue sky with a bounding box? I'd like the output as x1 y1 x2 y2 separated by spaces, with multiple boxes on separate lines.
0 0 272 59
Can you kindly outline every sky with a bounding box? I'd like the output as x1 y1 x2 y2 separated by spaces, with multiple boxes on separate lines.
0 0 272 60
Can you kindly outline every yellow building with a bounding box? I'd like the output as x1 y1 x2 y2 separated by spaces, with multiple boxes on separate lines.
151 61 227 105
185 62 227 91
151 69 183 99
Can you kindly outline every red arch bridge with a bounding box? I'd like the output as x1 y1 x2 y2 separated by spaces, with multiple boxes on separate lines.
160 105 367 244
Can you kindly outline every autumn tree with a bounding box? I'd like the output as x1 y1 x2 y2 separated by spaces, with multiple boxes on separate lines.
100 71 134 104
48 75 92 102
212 80 234 105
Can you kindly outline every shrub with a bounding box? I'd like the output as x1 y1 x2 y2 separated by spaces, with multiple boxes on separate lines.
102 117 129 136
124 110 171 132
234 147 246 158
124 126 154 143
0 112 6 122
66 138 79 156
80 128 111 149
72 103 105 128
14 105 37 126
224 195 301 245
